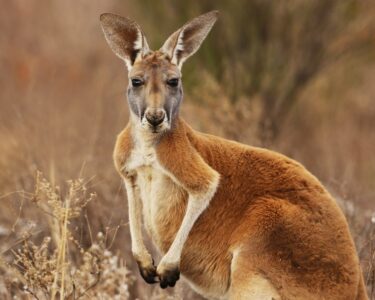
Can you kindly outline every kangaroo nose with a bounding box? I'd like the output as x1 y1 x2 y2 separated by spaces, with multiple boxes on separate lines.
145 110 165 127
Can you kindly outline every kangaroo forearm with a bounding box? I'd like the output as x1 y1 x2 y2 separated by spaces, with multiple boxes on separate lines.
161 186 218 264
123 178 149 257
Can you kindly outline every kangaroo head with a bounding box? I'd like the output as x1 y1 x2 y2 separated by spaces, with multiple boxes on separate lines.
100 11 218 133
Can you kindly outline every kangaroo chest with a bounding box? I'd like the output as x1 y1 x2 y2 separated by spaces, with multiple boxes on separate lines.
137 166 187 251
128 140 187 252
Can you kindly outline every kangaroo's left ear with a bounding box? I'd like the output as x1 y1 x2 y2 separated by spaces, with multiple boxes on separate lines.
160 10 219 69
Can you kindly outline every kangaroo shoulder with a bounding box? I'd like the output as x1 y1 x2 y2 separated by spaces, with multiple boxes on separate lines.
155 119 219 193
113 124 133 176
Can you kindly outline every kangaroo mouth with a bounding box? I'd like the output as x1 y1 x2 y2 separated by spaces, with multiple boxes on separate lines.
142 121 169 134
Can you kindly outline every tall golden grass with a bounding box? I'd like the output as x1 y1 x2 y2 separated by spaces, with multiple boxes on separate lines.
0 1 374 299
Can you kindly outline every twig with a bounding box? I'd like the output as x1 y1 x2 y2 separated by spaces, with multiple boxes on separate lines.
24 286 40 300
84 213 93 246
74 271 101 300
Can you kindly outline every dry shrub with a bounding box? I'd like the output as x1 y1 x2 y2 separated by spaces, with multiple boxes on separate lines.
0 173 134 300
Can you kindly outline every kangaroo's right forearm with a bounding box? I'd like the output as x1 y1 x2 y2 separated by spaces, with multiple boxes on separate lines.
123 177 150 262
124 176 158 284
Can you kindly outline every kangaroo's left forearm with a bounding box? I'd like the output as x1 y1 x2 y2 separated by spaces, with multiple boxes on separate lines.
158 183 218 263
155 136 220 287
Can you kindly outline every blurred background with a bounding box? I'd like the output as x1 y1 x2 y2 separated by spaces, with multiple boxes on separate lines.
0 0 374 299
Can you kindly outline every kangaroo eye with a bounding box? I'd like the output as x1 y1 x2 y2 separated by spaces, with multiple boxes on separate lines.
167 78 179 87
131 78 144 87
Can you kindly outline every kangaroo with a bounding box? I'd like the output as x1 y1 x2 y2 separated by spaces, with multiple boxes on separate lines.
100 11 368 300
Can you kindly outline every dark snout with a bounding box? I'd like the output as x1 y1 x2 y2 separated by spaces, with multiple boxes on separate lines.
145 109 166 127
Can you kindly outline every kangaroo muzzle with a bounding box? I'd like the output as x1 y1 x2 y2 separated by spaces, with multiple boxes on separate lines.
144 108 166 127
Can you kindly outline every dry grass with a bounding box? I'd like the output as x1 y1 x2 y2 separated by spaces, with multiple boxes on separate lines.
0 1 374 299
0 173 134 300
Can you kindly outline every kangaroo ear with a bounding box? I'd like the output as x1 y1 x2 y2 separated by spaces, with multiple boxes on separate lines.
160 10 219 69
100 13 150 70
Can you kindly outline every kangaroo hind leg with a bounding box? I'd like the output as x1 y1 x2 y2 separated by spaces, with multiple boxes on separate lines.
228 250 281 300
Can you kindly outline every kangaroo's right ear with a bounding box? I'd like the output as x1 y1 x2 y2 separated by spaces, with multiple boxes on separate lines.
100 13 150 70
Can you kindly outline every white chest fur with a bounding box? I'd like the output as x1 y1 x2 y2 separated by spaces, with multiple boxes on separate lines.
125 128 183 247
136 167 155 232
